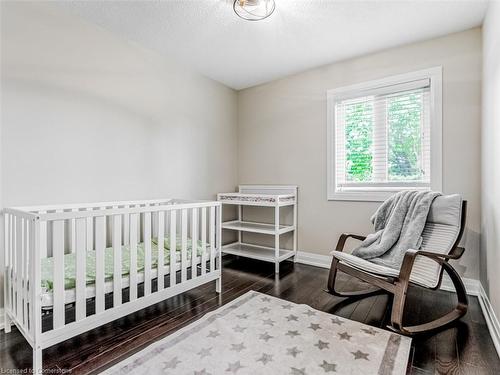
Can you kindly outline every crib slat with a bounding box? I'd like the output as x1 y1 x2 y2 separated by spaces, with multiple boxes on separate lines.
52 220 65 329
169 210 177 287
217 205 222 274
86 208 93 252
201 207 207 276
157 211 165 290
3 213 8 275
152 209 158 240
70 208 78 253
3 214 10 319
210 206 216 273
15 217 23 323
18 218 24 326
75 218 87 321
22 219 29 327
144 212 152 296
31 218 45 333
181 209 188 282
8 215 14 316
123 210 130 246
39 211 47 258
129 213 138 301
10 217 15 317
28 220 35 335
191 208 198 279
11 218 16 318
95 216 106 314
113 215 122 307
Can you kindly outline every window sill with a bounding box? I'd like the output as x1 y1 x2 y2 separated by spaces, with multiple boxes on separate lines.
327 189 429 202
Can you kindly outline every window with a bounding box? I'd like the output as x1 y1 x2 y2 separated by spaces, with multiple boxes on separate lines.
327 67 442 201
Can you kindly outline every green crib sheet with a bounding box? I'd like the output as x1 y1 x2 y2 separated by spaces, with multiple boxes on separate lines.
41 236 209 292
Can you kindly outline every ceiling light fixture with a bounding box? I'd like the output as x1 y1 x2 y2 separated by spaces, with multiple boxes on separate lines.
233 0 276 21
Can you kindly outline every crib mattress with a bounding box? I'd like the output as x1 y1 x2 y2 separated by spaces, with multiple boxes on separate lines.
40 255 209 307
40 236 211 307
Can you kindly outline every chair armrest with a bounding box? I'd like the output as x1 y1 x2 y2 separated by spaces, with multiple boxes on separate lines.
407 246 465 261
398 249 425 283
398 247 464 282
335 233 366 252
447 246 465 259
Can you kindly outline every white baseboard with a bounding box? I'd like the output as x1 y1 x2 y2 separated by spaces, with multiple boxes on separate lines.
440 277 481 296
478 283 500 356
294 251 332 269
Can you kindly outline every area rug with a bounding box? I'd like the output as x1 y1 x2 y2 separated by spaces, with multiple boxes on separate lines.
104 291 411 375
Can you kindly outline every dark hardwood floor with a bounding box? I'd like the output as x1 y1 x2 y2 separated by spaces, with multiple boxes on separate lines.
1 256 499 374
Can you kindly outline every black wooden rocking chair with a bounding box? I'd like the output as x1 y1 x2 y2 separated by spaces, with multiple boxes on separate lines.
326 194 468 335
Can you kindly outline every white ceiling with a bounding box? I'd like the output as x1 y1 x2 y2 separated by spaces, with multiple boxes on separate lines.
58 0 488 90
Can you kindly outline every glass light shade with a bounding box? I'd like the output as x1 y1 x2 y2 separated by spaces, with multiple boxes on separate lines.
233 0 276 21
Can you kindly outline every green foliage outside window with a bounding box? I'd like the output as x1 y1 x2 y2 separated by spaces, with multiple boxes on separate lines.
387 93 423 181
343 92 423 183
345 102 373 182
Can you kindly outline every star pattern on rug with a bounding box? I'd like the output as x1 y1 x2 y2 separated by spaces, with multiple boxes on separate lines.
319 360 337 372
338 331 352 341
314 340 330 350
286 346 302 358
230 343 246 352
257 353 273 365
308 323 321 331
331 317 344 325
232 325 247 333
286 314 299 322
207 330 220 338
226 361 244 373
162 356 181 369
286 330 300 338
113 291 411 375
351 350 370 360
362 327 377 335
197 347 212 358
262 318 276 326
259 332 274 342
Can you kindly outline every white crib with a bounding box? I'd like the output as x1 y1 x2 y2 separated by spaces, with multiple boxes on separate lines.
3 198 222 373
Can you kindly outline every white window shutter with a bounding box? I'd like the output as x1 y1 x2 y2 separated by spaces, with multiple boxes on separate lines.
327 68 442 201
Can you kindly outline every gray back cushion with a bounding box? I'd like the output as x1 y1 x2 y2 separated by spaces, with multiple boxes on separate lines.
409 194 463 288
427 194 462 227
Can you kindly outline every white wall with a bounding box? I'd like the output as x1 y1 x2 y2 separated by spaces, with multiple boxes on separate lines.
0 3 487 318
481 1 500 319
0 3 237 307
238 28 482 280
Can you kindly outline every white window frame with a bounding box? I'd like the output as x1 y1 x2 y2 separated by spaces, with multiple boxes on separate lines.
327 67 442 202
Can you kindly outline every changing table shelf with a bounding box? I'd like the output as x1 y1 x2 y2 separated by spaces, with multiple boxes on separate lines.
218 185 298 274
222 242 295 263
221 220 295 235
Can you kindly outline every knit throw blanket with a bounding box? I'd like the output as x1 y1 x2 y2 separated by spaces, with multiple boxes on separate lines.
352 190 441 270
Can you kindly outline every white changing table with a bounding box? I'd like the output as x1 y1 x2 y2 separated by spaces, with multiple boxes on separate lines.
217 185 297 274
